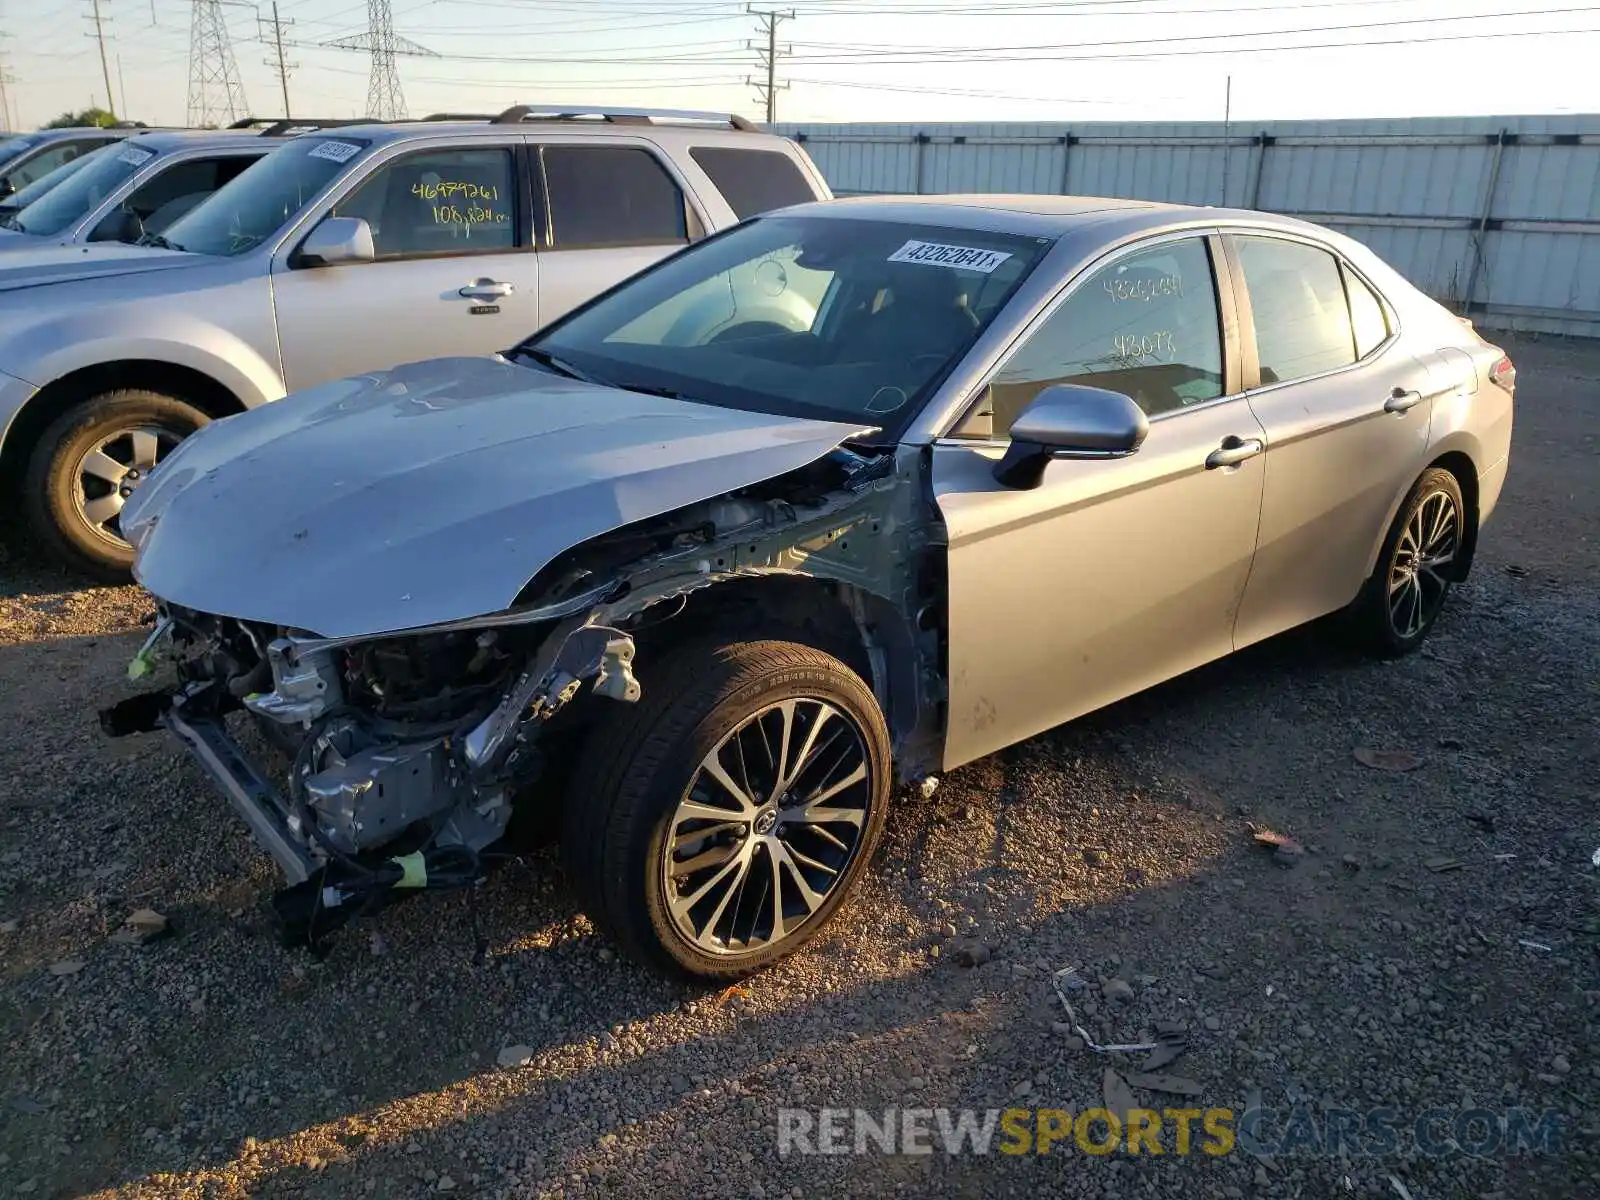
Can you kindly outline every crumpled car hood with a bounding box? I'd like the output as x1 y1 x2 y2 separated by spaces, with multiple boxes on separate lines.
125 356 870 638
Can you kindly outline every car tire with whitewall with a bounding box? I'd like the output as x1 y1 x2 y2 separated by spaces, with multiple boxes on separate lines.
562 637 892 980
1347 466 1468 658
24 389 208 580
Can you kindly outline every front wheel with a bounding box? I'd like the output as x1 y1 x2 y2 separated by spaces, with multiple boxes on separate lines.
1347 466 1467 657
562 638 892 979
24 389 208 579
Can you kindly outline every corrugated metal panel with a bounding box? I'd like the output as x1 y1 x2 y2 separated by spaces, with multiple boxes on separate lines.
778 114 1600 336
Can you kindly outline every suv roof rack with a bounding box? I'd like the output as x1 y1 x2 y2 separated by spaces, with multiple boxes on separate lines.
419 112 499 122
226 117 378 137
490 104 757 132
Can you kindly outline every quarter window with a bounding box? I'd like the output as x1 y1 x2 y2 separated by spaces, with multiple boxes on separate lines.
689 146 815 219
975 237 1225 438
1344 264 1390 358
541 146 687 249
335 148 515 258
1236 236 1358 384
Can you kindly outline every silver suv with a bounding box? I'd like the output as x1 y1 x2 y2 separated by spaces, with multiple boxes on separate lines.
0 122 353 253
0 105 830 575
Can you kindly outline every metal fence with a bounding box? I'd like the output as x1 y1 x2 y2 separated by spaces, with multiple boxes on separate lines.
775 115 1600 338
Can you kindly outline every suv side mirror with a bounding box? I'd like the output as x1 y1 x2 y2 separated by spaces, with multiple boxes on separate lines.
90 207 143 243
297 216 374 267
993 383 1149 490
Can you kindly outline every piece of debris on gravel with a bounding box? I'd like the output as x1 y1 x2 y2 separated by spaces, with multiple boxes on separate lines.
0 336 1595 1198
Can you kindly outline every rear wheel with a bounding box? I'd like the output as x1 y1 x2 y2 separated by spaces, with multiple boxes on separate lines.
562 638 891 979
1348 466 1466 657
24 389 209 580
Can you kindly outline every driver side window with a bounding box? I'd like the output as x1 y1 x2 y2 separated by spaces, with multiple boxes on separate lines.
963 237 1225 440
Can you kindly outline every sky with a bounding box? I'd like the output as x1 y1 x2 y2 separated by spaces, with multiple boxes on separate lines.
0 0 1595 132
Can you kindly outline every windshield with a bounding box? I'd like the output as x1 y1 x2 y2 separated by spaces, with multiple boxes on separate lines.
521 215 1050 432
160 135 369 256
9 141 156 236
0 153 94 214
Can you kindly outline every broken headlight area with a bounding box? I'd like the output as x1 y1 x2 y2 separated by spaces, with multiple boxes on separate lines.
99 602 636 950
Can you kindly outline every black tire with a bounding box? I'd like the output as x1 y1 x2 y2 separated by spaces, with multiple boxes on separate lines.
1347 466 1467 658
24 389 209 580
562 638 892 980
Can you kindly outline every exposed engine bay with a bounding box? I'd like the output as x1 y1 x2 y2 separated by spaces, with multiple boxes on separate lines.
100 444 936 950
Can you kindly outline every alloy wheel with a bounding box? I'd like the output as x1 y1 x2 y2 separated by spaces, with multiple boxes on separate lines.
663 697 873 957
72 423 181 549
1388 489 1459 639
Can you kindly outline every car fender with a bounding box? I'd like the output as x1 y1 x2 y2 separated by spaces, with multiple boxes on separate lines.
1360 425 1484 578
2 304 284 407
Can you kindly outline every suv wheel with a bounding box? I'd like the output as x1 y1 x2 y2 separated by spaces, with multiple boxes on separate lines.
562 638 891 980
25 389 208 579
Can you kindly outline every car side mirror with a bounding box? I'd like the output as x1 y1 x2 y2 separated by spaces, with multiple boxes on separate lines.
992 383 1149 490
297 216 374 267
90 207 143 243
0 178 14 200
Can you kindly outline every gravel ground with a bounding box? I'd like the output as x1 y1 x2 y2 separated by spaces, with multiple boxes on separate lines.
0 333 1595 1200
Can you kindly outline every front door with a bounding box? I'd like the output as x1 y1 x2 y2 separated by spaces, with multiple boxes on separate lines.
272 143 538 392
934 234 1268 771
1226 233 1437 648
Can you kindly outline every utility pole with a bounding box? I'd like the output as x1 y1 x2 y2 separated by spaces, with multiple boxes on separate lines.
0 58 12 133
747 7 793 125
260 1 296 118
86 0 117 118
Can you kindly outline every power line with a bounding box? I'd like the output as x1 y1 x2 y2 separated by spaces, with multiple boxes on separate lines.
748 7 793 123
261 1 296 118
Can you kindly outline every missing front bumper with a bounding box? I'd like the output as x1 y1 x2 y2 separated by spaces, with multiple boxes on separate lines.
160 704 318 885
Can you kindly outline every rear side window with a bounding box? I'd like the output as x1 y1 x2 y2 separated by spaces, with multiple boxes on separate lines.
1343 264 1390 358
689 146 815 219
1235 236 1357 384
541 146 686 249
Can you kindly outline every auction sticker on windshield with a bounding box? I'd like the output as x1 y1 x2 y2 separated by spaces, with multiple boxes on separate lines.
116 145 155 166
308 140 361 164
888 240 1013 273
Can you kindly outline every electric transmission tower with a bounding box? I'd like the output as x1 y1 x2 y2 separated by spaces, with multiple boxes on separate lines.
187 0 250 127
747 7 793 124
327 0 437 121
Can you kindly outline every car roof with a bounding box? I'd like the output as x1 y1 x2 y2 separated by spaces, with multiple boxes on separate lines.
775 192 1331 242
320 105 782 150
110 129 294 153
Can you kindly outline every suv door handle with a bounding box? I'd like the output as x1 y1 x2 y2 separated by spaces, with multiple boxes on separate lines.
1384 387 1424 414
459 278 514 301
1205 436 1264 469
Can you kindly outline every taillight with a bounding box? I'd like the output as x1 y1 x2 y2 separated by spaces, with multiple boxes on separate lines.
1488 354 1516 393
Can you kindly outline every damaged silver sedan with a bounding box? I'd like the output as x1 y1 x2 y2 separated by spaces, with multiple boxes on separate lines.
103 196 1514 978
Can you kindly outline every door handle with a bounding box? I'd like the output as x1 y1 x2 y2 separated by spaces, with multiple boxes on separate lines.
1384 387 1424 414
1205 436 1264 469
459 278 514 301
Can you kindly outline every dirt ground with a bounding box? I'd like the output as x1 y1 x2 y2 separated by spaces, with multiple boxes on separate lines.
0 333 1595 1200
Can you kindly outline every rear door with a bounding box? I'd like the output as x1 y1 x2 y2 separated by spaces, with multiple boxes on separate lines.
272 140 538 391
532 140 705 322
1227 231 1437 648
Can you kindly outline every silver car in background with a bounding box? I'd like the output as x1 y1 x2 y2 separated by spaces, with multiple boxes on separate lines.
0 106 831 576
0 122 352 252
105 195 1514 980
